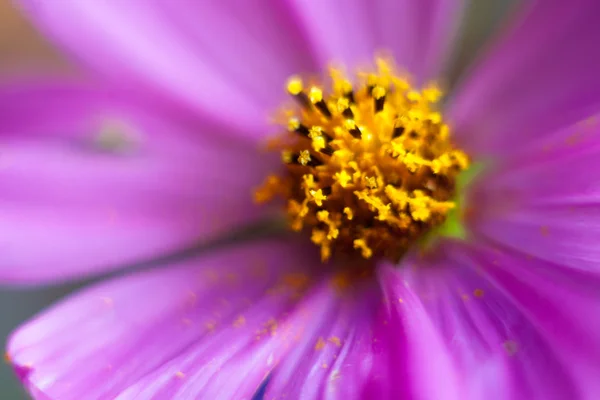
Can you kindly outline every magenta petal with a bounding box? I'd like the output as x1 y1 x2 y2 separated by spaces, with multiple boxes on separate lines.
377 264 461 400
470 120 600 273
264 279 391 399
286 0 377 69
0 81 276 283
449 243 600 398
449 0 600 157
287 0 464 82
16 1 317 138
371 0 465 83
382 245 585 399
6 240 319 400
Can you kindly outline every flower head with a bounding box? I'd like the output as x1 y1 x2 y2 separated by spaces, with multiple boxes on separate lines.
257 60 469 263
3 1 600 399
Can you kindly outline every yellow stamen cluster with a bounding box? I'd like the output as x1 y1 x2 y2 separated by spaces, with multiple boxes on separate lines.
255 58 469 263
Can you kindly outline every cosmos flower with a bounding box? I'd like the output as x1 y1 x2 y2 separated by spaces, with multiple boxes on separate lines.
3 0 600 399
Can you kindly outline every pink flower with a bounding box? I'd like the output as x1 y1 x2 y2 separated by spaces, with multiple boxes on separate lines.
3 1 600 399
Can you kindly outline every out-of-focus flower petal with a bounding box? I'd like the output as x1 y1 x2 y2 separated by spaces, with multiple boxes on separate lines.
469 117 600 273
464 243 600 399
261 265 461 400
285 0 377 69
121 275 340 400
377 265 462 400
0 81 276 283
371 0 465 84
287 0 464 83
15 0 318 139
381 244 590 399
449 0 600 157
263 279 393 399
7 240 322 400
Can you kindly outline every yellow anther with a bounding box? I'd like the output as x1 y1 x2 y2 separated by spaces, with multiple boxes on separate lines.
366 74 378 88
317 210 330 222
408 109 424 121
344 119 357 131
376 203 392 221
337 97 350 113
343 207 354 220
428 112 442 124
282 151 293 164
302 174 317 189
423 86 442 103
390 142 406 157
287 77 304 95
452 151 470 170
406 90 421 102
311 230 327 245
353 239 373 259
327 227 339 240
340 80 353 94
360 127 374 141
411 205 431 222
365 176 378 189
402 152 428 173
309 87 324 103
309 126 324 139
298 150 311 166
385 185 409 209
310 189 327 206
288 117 301 132
335 170 352 187
312 136 326 152
372 85 386 99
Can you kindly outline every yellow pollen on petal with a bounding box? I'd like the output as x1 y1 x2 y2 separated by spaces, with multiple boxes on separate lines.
233 315 246 328
175 371 186 379
315 337 326 351
254 57 470 263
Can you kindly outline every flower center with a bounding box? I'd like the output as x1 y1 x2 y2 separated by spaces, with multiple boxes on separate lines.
255 58 469 263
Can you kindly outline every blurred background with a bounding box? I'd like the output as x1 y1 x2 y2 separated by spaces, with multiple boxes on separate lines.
0 0 516 398
0 3 74 398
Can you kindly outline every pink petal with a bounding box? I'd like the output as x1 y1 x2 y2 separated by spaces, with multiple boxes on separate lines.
377 265 461 400
0 81 276 283
16 0 318 139
449 0 600 157
287 0 464 82
263 263 459 400
469 118 600 273
6 240 321 400
382 244 587 399
371 0 465 84
463 243 600 398
285 0 377 69
264 278 391 399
